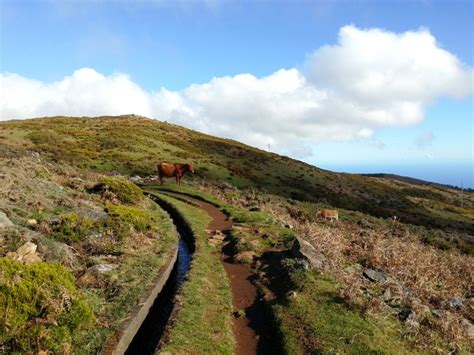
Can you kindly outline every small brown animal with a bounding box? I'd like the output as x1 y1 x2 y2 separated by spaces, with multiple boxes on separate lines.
316 209 339 222
157 162 194 186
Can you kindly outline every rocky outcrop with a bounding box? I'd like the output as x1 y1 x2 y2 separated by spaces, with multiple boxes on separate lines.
291 237 326 271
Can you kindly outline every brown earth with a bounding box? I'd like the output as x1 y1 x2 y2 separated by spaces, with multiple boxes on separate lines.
163 192 277 355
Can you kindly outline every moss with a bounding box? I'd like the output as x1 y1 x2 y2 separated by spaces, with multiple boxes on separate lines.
0 258 93 353
105 204 160 239
100 176 143 204
51 213 93 243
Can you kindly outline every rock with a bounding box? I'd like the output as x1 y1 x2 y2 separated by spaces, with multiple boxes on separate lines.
129 175 143 183
82 209 108 220
27 219 37 226
444 297 466 310
363 268 389 283
90 264 118 274
461 318 474 339
291 237 326 271
382 287 392 301
30 151 40 159
7 242 41 264
76 264 118 287
0 211 14 228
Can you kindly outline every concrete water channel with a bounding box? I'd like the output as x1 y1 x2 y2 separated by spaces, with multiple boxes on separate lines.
125 193 195 354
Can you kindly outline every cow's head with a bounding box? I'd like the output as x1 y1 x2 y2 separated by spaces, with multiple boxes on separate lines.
188 162 195 174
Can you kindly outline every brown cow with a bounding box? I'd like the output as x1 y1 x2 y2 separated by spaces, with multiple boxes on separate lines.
157 162 194 186
316 209 339 222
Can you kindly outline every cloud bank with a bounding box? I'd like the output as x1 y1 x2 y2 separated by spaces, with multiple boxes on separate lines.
1 26 472 156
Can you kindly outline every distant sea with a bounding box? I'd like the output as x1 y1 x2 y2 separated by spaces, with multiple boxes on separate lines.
319 163 474 189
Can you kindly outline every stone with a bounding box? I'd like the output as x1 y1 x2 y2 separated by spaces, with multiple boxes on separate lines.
90 264 118 274
30 151 40 159
291 237 326 271
461 318 474 339
7 242 41 264
382 287 392 301
27 219 37 225
363 268 389 283
129 175 143 183
444 297 466 310
82 209 108 220
0 211 13 228
76 264 118 287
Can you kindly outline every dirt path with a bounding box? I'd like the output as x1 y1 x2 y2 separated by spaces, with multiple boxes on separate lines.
162 191 275 355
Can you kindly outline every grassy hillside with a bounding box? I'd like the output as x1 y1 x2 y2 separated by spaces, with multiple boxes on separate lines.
1 115 473 252
1 115 472 353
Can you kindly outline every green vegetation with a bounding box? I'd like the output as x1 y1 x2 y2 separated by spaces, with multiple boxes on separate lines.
105 204 161 239
99 176 144 204
1 116 472 353
0 258 93 353
273 268 418 354
0 153 178 353
51 213 94 243
149 192 235 354
1 116 472 238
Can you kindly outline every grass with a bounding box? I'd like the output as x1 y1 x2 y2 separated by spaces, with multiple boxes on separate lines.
2 115 473 237
146 191 235 354
272 269 420 354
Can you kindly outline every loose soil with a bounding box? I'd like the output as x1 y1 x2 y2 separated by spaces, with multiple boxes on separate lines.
164 192 277 355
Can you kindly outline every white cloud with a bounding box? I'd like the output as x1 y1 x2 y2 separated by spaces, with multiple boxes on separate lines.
1 26 472 156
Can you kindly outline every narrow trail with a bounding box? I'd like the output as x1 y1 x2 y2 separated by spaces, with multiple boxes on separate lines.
162 191 277 355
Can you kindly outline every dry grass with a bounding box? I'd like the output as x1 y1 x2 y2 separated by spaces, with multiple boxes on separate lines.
196 182 474 351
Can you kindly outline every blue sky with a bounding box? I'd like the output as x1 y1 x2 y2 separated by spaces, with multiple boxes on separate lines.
1 0 473 186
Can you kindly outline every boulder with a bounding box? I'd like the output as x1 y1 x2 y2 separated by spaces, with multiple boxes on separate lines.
363 268 389 283
291 237 326 271
0 211 13 228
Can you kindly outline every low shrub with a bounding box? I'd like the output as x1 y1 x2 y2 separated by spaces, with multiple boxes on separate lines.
0 258 93 353
99 176 143 204
105 204 159 239
51 213 93 243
